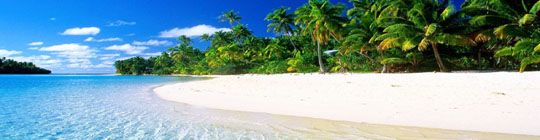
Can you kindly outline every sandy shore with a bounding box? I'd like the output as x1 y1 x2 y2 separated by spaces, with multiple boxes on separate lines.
154 72 540 136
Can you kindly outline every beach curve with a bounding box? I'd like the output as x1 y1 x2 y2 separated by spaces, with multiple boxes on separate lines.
154 72 540 136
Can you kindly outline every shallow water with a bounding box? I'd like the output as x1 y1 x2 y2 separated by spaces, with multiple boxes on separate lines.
0 75 537 139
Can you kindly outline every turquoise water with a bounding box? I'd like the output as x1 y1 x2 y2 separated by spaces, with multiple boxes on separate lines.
0 75 315 139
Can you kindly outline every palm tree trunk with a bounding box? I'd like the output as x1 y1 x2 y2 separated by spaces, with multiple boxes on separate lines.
288 35 297 51
381 51 386 73
477 48 482 69
432 43 448 72
338 57 345 72
317 41 326 73
357 52 376 70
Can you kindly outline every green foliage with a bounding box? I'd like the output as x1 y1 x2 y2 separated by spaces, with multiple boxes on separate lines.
0 57 51 74
114 56 153 75
113 0 540 75
249 60 288 74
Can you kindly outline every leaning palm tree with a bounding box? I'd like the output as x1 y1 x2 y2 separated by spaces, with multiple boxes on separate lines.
294 0 348 73
376 0 477 72
265 7 298 50
219 10 242 25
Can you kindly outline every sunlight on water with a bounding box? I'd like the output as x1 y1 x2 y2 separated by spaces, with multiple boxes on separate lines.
0 75 537 139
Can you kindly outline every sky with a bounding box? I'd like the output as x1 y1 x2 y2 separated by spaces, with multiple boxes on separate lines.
0 0 464 73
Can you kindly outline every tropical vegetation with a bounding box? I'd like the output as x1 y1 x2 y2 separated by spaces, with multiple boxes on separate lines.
115 0 540 75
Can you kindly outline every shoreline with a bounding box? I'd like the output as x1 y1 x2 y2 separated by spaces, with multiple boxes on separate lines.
154 72 540 136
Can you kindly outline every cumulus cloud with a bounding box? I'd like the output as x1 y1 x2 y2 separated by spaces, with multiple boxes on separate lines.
107 20 136 27
28 42 44 46
84 37 122 42
39 43 88 51
50 17 56 21
116 56 134 61
93 61 115 68
38 44 98 59
0 49 22 57
158 24 231 38
132 40 172 46
61 27 100 35
8 55 62 68
143 52 162 56
99 54 120 60
105 44 148 55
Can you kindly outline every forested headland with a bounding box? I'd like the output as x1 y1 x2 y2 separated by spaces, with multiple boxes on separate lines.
115 0 540 75
0 57 52 74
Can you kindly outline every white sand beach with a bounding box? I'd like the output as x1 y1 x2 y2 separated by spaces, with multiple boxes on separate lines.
154 72 540 136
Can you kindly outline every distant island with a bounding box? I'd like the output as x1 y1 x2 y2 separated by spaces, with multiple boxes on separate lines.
0 57 51 74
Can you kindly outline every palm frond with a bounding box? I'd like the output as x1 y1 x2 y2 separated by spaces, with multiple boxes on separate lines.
494 47 514 57
530 0 540 14
383 23 423 33
418 38 431 51
425 24 438 37
378 37 403 50
519 14 536 26
380 57 407 65
435 34 477 47
520 55 540 72
493 24 531 39
402 36 422 51
469 15 512 27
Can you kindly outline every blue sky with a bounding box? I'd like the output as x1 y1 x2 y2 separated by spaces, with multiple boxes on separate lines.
0 0 464 73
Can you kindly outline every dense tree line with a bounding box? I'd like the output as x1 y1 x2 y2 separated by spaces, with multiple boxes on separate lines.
0 57 51 74
115 0 540 75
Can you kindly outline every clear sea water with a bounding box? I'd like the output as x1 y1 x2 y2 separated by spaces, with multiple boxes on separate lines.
0 74 367 139
0 75 534 140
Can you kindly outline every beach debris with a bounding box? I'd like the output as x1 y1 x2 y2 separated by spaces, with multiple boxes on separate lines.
391 84 400 87
491 92 506 95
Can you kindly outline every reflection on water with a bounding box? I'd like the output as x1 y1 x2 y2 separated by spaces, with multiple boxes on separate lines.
0 75 537 139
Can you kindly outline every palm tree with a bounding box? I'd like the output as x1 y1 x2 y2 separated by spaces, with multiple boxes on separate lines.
340 0 395 71
231 25 253 51
265 7 298 50
200 33 213 42
376 0 476 72
295 0 348 73
219 10 242 25
475 0 540 72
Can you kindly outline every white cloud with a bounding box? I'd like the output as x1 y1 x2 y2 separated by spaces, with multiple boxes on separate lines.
61 27 100 35
84 37 122 42
28 42 44 46
108 20 136 27
39 43 88 51
50 17 56 21
38 44 97 59
99 54 120 60
105 44 148 55
8 55 62 68
116 56 134 61
0 49 22 57
132 40 172 46
158 24 231 38
125 33 136 36
143 52 162 56
94 61 115 68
